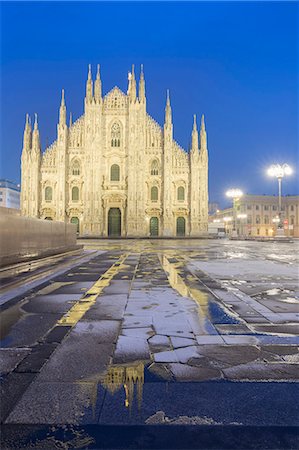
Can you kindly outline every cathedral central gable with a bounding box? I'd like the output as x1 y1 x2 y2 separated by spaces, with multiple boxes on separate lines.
104 87 127 111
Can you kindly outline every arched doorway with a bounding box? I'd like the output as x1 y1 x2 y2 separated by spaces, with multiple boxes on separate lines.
150 217 159 237
108 208 121 237
176 217 186 236
70 217 80 233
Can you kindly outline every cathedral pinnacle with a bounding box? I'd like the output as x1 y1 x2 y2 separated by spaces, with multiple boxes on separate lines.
139 64 146 103
191 114 199 152
59 89 67 125
193 114 197 131
34 113 38 130
165 89 172 127
94 64 102 103
86 64 93 103
200 114 207 152
128 64 137 102
69 112 72 127
32 113 41 152
23 113 32 151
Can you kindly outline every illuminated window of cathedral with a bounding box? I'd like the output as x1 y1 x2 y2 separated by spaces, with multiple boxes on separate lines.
72 160 80 175
177 186 185 201
72 186 79 202
151 186 158 202
151 160 159 176
45 186 52 202
111 123 121 147
111 164 120 181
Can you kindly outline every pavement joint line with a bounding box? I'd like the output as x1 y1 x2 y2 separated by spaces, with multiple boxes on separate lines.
57 252 130 327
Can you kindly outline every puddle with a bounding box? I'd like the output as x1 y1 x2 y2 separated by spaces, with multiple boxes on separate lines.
0 300 28 341
102 362 145 410
159 255 238 327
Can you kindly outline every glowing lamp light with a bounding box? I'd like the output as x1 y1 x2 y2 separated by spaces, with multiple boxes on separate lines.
237 213 247 219
267 164 293 178
213 219 221 223
226 189 243 199
223 217 232 222
272 217 280 224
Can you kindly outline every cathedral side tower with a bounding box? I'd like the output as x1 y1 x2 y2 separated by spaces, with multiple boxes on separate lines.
199 115 209 231
56 90 68 221
21 114 32 216
126 65 139 236
29 114 42 217
162 90 173 236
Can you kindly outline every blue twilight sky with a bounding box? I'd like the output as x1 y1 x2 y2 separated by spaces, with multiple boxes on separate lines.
1 1 298 206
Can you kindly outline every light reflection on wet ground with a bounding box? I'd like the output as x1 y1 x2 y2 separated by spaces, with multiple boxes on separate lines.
1 239 298 448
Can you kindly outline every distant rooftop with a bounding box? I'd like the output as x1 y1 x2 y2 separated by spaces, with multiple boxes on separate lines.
0 179 21 191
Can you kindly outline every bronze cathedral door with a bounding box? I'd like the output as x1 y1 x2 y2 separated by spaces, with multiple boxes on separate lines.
108 208 121 237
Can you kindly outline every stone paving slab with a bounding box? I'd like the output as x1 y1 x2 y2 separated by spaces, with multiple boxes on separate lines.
114 336 150 363
5 382 105 425
37 322 118 382
1 313 62 348
21 294 80 314
1 373 36 423
0 349 31 375
223 363 299 381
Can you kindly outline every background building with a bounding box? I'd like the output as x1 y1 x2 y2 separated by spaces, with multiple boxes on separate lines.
210 194 299 238
20 65 209 237
0 179 20 209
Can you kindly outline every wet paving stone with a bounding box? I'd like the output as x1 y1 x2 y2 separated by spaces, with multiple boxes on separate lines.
44 325 72 343
0 348 31 375
1 240 298 439
1 313 62 348
1 373 36 423
14 343 58 373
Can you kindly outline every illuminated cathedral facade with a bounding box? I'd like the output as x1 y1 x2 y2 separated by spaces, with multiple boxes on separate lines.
21 65 208 237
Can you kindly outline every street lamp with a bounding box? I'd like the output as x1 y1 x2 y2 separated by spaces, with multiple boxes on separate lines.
223 216 232 235
267 164 293 230
226 188 243 236
237 213 247 237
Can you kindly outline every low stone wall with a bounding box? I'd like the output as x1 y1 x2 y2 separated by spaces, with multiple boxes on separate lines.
0 207 79 266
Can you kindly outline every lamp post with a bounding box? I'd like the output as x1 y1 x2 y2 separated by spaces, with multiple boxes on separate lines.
237 213 247 237
223 216 232 235
267 164 292 233
226 189 243 237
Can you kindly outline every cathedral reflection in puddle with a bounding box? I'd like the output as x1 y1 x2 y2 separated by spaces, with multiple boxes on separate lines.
102 362 144 410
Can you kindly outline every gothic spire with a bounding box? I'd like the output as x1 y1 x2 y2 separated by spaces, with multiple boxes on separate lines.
32 113 41 152
22 113 32 151
164 89 172 127
139 64 146 103
94 64 102 103
191 114 199 152
200 114 207 151
69 112 72 127
85 64 93 103
128 64 137 102
59 89 66 125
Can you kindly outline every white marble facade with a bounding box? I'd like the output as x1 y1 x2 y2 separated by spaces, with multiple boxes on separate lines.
21 65 208 237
